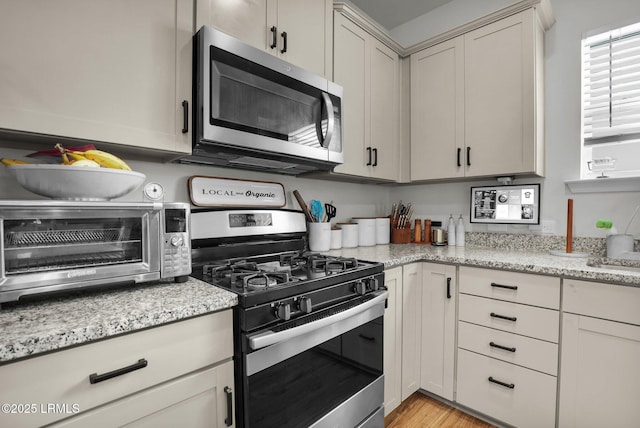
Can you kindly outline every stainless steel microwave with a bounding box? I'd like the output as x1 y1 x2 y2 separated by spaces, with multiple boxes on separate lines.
0 201 191 304
179 25 343 175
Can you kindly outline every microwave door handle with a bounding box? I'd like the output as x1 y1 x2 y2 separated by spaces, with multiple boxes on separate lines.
316 92 335 148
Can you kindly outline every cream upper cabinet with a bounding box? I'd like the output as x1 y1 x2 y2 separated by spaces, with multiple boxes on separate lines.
559 279 640 428
333 12 400 182
411 7 547 180
197 0 332 78
0 0 193 155
420 263 457 401
383 266 403 416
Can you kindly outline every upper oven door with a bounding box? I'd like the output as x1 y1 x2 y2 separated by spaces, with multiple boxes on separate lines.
0 204 161 300
195 26 343 166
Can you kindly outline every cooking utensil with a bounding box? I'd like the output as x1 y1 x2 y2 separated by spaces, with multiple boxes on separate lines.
311 200 324 223
325 202 336 222
293 190 314 223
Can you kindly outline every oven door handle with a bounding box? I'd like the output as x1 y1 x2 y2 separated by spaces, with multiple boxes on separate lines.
248 290 388 351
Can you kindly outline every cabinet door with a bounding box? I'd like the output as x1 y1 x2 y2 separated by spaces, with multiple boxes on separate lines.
196 0 267 51
411 37 464 181
383 267 403 415
370 39 400 181
0 0 193 154
274 0 331 77
401 263 422 400
51 361 235 428
333 13 371 178
559 314 640 428
420 263 456 401
464 9 537 176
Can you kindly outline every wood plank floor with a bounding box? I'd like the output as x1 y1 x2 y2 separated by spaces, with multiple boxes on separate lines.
384 392 495 428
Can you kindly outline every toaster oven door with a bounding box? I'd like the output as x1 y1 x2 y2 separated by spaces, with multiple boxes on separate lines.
0 207 160 303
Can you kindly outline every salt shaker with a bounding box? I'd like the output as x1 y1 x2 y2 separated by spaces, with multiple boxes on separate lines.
414 219 422 243
447 214 456 246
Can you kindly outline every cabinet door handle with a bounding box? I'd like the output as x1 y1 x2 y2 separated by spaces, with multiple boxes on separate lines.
366 147 372 166
270 26 277 49
359 334 376 342
457 148 461 167
372 148 378 166
490 312 517 322
491 282 518 290
181 100 189 134
89 358 148 384
467 146 471 166
280 31 287 53
224 386 233 426
446 277 452 299
489 341 516 352
488 376 515 389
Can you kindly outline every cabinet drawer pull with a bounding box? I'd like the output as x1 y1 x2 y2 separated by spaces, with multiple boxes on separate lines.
89 358 148 384
489 341 516 352
491 282 518 290
224 386 233 426
270 26 277 49
488 376 515 389
490 312 517 322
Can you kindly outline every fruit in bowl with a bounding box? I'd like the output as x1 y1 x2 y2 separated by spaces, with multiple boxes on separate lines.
1 144 145 201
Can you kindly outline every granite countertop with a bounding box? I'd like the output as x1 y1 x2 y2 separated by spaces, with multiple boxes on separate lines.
0 277 237 364
325 243 640 286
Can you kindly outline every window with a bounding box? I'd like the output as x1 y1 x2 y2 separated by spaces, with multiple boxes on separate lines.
581 21 640 179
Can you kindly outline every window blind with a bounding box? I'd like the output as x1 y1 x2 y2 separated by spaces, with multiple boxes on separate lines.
583 22 640 146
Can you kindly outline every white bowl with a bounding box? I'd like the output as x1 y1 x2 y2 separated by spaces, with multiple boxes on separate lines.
7 164 146 201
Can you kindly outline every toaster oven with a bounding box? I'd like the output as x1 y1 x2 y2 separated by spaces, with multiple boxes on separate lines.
0 200 191 304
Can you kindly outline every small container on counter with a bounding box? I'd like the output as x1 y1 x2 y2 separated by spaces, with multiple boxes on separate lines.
308 222 331 252
339 223 359 248
424 219 432 244
413 218 422 243
353 217 376 247
375 217 390 244
330 227 342 250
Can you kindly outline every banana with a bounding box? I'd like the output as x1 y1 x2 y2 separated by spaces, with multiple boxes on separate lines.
55 143 73 165
73 149 132 171
70 159 100 167
1 158 30 166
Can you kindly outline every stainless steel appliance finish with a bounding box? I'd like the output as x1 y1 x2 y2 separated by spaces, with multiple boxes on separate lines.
180 26 343 175
0 200 191 303
190 208 385 428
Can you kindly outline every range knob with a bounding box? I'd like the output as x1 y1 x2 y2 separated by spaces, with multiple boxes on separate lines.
368 277 379 291
170 235 184 247
298 296 313 314
354 281 366 296
275 303 291 321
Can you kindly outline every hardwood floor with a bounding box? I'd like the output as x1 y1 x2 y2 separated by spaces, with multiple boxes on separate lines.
384 392 495 428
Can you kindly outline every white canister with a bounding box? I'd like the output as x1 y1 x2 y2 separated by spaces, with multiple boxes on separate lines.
339 223 359 248
375 217 390 245
353 218 376 247
330 228 342 249
307 222 331 252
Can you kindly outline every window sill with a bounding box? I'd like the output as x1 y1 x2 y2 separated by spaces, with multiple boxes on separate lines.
565 176 640 193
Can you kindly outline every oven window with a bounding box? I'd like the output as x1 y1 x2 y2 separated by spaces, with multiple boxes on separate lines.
3 217 143 274
246 318 382 428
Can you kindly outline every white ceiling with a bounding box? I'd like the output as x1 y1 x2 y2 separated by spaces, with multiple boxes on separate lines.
348 0 455 30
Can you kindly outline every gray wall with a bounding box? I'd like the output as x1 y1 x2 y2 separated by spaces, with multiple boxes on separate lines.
1 0 639 238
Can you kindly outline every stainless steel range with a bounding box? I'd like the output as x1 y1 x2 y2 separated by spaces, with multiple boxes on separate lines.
190 208 386 428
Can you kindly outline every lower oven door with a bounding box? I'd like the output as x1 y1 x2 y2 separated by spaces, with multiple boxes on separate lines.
240 290 387 428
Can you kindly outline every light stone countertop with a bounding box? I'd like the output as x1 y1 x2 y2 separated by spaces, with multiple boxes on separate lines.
0 277 237 364
324 243 640 287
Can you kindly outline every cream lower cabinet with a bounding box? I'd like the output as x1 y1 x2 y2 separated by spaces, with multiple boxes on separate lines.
420 263 457 401
197 0 332 78
400 263 423 400
457 267 560 428
559 279 640 428
333 12 400 182
383 266 403 416
0 0 193 155
0 311 234 428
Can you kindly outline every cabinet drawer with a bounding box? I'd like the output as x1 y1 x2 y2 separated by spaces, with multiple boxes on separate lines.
459 293 559 342
564 279 640 326
459 267 560 309
0 311 233 428
457 349 557 428
458 321 558 375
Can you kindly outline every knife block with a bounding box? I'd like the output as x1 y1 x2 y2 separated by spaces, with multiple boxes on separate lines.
391 226 411 244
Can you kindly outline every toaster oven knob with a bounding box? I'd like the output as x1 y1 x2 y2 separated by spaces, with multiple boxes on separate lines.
170 235 184 247
354 281 366 296
298 297 312 314
276 303 291 321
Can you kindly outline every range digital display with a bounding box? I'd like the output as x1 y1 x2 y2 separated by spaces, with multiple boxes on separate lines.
228 213 273 228
470 184 540 224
